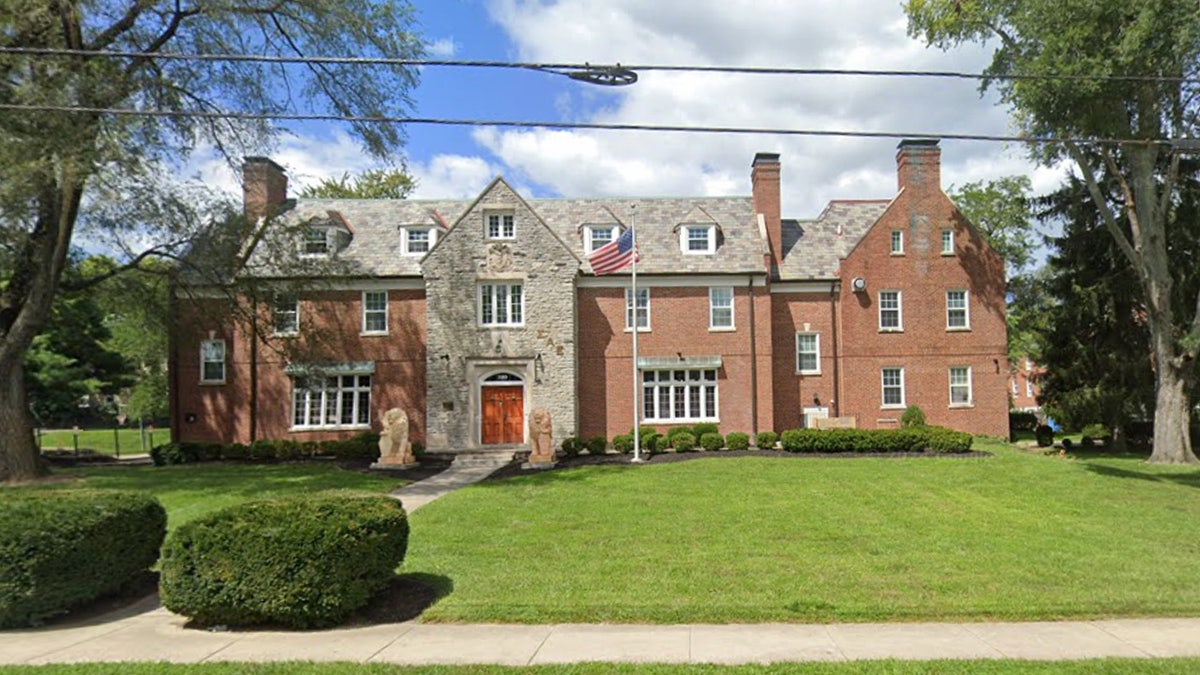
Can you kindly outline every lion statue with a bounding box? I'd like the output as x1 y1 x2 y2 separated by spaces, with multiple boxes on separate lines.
529 408 553 462
378 407 413 464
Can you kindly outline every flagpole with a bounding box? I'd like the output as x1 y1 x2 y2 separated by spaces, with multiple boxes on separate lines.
631 220 642 463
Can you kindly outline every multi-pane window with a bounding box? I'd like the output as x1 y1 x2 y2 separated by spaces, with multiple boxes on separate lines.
1026 378 1034 398
946 290 970 329
479 283 524 326
642 369 718 422
879 290 902 331
890 230 904 254
625 288 650 330
404 228 433 255
950 367 973 406
586 226 617 254
272 295 299 335
1012 378 1019 396
682 225 715 253
362 291 388 334
881 367 905 408
941 228 954 254
796 333 820 374
200 340 226 383
487 213 515 239
292 374 371 429
709 287 734 329
302 227 329 256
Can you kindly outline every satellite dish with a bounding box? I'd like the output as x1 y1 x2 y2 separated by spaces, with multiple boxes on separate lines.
852 277 867 293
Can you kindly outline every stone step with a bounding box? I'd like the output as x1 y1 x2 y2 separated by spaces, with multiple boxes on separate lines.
450 451 516 468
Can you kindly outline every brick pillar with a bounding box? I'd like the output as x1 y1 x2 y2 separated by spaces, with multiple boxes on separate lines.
242 157 288 224
751 152 782 271
896 139 941 194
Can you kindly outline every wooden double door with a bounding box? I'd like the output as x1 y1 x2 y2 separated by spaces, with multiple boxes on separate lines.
481 385 524 445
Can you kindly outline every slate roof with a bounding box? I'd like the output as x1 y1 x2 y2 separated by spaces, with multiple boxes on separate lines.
247 194 763 277
777 200 891 280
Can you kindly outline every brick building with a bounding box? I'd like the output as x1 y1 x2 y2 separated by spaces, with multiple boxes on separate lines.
170 140 1009 451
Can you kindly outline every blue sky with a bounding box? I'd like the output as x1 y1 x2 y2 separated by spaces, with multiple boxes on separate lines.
195 0 1067 221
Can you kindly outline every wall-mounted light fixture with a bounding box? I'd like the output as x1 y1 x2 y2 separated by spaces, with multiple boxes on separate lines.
677 351 684 361
535 353 544 383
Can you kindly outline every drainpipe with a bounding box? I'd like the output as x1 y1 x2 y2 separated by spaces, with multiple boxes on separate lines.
249 293 259 443
747 275 759 439
830 282 841 417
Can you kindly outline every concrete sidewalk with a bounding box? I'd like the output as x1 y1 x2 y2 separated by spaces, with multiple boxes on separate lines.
3 602 1200 666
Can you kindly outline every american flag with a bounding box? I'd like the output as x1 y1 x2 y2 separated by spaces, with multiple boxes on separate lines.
588 228 640 275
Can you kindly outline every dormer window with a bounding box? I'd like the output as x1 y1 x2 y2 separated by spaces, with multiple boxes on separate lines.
681 225 716 254
302 227 330 256
487 212 515 240
585 225 620 254
401 227 436 255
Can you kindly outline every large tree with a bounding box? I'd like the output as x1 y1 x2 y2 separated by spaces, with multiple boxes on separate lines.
907 1 1200 463
0 1 422 481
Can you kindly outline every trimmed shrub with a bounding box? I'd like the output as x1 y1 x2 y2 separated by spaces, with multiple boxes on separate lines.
1061 438 1074 451
699 432 724 452
640 432 660 452
778 427 970 454
160 492 408 629
1 490 166 628
222 441 250 459
324 432 381 461
1009 411 1038 433
923 426 973 453
611 434 635 454
585 436 608 456
726 432 750 451
671 432 696 453
651 434 671 453
1081 423 1109 440
665 426 693 443
692 422 720 438
756 431 779 450
1035 424 1054 448
560 436 582 457
901 405 926 428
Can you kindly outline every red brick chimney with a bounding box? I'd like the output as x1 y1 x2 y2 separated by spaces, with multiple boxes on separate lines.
896 139 941 194
242 157 288 224
751 152 782 270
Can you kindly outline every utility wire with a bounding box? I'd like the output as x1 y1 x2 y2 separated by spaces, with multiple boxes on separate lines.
0 101 1168 146
3 46 1199 85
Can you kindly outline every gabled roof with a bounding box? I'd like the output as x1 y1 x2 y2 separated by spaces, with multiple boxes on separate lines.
777 200 891 280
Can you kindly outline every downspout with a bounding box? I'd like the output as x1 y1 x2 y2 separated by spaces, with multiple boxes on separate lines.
747 274 759 439
249 293 259 443
167 274 180 443
830 282 841 417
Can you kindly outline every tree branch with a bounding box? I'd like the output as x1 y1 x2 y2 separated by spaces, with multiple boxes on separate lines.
87 1 151 51
58 245 186 293
1065 142 1143 271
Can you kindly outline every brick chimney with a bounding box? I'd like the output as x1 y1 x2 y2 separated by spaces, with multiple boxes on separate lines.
896 139 941 194
751 152 782 270
242 156 288 224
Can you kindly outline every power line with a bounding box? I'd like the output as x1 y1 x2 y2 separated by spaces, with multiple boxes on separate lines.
3 46 1198 85
0 101 1166 146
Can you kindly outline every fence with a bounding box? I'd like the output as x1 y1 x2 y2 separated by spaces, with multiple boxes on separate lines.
36 423 168 458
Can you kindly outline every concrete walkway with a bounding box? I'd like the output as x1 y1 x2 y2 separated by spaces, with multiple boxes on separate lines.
3 606 1200 665
387 456 509 512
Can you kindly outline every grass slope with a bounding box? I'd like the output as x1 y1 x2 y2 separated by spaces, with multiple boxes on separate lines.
403 441 1200 623
37 428 168 456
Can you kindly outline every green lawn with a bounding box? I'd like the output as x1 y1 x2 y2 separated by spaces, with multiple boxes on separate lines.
37 427 168 456
402 440 1200 624
31 463 405 530
3 660 1200 674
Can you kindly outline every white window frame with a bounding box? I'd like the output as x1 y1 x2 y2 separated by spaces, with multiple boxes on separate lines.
291 374 372 430
796 332 820 375
362 290 388 335
585 225 619 254
681 225 716 254
890 230 904 255
878 290 903 332
1026 377 1034 398
479 282 524 327
949 366 973 407
709 287 734 330
881 367 905 409
402 227 435 255
625 287 650 331
1012 377 1019 396
486 212 515 240
200 339 226 384
642 368 719 423
941 228 955 255
946 289 970 330
272 295 299 336
301 227 331 257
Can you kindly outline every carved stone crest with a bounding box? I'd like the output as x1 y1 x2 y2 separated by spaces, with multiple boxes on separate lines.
486 244 513 273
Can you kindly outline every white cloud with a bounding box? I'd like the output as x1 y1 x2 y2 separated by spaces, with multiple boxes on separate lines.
476 0 1042 217
426 37 457 58
409 154 502 199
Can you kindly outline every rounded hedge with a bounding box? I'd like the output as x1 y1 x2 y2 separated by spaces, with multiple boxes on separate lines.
611 434 635 454
699 432 724 452
726 432 750 451
1035 424 1054 448
756 431 779 449
585 436 608 455
901 405 926 428
160 492 408 629
0 490 166 628
560 436 582 457
671 432 696 453
779 426 971 453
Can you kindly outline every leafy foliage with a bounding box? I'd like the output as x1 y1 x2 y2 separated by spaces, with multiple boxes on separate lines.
779 427 971 453
699 432 725 451
0 490 165 628
299 169 416 200
900 405 926 428
756 431 779 449
671 432 697 453
160 492 408 629
725 432 750 451
150 433 380 466
950 176 1037 276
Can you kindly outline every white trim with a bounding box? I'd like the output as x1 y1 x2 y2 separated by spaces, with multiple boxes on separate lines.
584 224 620 254
881 366 905 409
625 287 651 332
640 367 720 423
199 339 226 384
175 278 425 298
878 290 903 332
795 332 821 375
949 366 973 407
581 275 768 289
400 226 436 256
361 290 389 335
485 211 515 240
941 228 955 255
890 229 904 255
680 224 716 254
478 282 525 327
708 286 734 330
289 371 373 430
770 281 837 294
271 295 299 337
946 289 970 330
